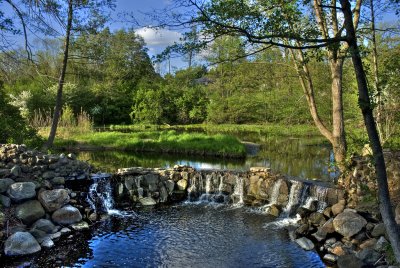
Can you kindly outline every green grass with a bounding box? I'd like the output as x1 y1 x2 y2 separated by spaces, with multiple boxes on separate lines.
108 123 320 137
54 130 246 158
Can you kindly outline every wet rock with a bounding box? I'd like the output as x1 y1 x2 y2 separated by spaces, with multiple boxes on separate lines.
371 223 386 238
71 221 89 231
323 207 332 218
60 227 71 235
52 205 82 225
330 243 346 256
320 218 335 234
7 182 36 202
307 200 319 212
177 179 187 191
296 207 312 218
265 204 280 217
31 219 58 234
333 211 367 237
356 248 381 265
309 212 326 226
337 254 364 268
15 200 45 225
4 232 41 256
0 178 14 193
312 227 327 242
29 228 48 242
0 194 11 207
295 224 309 236
295 237 314 251
139 197 157 206
323 254 338 263
88 213 98 221
39 189 70 212
50 232 62 240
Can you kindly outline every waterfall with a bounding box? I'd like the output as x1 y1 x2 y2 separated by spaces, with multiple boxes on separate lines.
87 174 128 216
302 185 329 212
269 179 283 204
282 181 303 216
232 176 244 205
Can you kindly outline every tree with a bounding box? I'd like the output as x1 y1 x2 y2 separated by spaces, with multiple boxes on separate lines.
162 0 400 261
25 0 115 150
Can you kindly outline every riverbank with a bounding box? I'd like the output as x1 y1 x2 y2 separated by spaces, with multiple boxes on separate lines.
51 130 247 158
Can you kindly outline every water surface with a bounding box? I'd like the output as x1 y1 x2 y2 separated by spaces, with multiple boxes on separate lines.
75 204 324 268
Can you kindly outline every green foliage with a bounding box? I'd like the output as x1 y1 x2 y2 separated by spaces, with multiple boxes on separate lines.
0 85 42 146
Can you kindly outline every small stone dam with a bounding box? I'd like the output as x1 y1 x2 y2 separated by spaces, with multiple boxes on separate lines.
111 166 345 216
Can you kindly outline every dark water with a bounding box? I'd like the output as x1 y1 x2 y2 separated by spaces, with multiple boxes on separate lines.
77 136 337 181
73 204 324 268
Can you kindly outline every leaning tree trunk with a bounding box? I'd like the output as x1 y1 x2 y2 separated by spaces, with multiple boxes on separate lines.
340 0 400 263
42 0 73 151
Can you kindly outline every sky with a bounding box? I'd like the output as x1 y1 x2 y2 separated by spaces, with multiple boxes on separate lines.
111 0 188 72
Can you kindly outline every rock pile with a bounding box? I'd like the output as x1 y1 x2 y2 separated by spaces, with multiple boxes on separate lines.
292 198 394 267
0 144 91 257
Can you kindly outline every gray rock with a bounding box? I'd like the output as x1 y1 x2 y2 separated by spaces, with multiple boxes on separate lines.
333 211 367 237
50 232 61 240
4 232 41 256
374 236 389 252
71 221 89 231
52 205 82 225
42 171 56 180
51 177 65 185
60 227 71 234
0 178 14 193
15 200 45 225
356 248 381 265
41 237 54 248
11 165 22 177
295 237 315 251
38 189 70 212
7 182 36 202
31 219 57 234
0 194 11 207
337 254 364 268
312 227 327 242
165 180 175 194
29 228 47 242
139 197 157 206
371 223 386 237
0 211 4 227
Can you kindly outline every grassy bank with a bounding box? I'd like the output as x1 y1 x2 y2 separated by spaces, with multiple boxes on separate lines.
108 123 320 137
51 130 246 158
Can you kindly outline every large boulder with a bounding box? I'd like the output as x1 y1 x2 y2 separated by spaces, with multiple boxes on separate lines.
0 178 14 193
31 219 58 234
15 200 45 225
333 211 367 237
7 182 36 202
4 232 41 256
38 189 70 212
52 205 82 225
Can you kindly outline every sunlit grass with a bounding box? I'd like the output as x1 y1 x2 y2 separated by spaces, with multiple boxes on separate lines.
53 130 246 158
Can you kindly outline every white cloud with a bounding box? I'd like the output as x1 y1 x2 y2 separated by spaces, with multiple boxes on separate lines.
136 27 182 46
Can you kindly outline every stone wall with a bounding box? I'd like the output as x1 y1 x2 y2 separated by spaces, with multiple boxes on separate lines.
339 151 400 208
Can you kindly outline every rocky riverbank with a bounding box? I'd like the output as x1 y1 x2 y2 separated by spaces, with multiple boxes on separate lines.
1 143 400 267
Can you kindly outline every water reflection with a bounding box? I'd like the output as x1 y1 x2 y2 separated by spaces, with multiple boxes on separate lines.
77 136 338 181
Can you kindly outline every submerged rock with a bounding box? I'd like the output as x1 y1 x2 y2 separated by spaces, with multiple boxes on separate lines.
4 232 41 256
